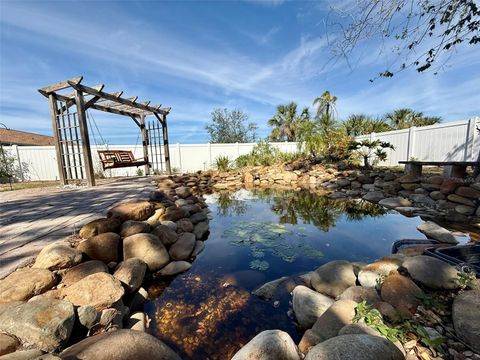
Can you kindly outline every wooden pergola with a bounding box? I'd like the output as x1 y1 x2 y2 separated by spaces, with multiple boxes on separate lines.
39 76 172 187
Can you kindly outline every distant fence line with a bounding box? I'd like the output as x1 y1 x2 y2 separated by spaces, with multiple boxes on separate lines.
3 117 479 181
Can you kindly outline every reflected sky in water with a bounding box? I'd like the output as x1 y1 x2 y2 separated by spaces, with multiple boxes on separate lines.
147 188 426 360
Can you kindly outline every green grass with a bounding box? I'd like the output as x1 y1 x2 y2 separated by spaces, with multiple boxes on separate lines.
0 180 60 192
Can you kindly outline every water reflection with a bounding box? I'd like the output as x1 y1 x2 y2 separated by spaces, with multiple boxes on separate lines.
148 188 424 360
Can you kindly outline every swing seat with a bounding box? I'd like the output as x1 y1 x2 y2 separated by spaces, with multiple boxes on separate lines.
98 150 149 170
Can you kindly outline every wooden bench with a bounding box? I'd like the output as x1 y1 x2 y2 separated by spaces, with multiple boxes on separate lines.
399 161 479 178
97 150 149 170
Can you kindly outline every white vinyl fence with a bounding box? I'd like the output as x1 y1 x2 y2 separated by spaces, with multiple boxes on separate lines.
3 117 478 181
355 117 479 166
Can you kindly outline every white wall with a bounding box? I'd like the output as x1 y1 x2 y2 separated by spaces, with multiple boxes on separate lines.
3 117 478 181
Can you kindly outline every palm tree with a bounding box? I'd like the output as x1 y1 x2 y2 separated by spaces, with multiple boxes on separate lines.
268 102 310 142
384 108 441 129
313 91 337 119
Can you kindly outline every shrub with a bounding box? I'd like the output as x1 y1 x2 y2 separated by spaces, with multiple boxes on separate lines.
348 139 395 168
215 155 230 171
136 168 144 176
235 140 296 168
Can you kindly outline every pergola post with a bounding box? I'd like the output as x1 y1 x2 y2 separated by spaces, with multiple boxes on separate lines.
74 89 96 187
162 113 172 175
48 94 67 185
140 114 150 176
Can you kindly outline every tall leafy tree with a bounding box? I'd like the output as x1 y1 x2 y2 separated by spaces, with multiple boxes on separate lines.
205 108 257 143
268 102 310 142
383 108 441 129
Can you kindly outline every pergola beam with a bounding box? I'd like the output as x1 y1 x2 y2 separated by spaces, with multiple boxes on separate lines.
90 103 141 118
67 82 168 116
39 76 83 96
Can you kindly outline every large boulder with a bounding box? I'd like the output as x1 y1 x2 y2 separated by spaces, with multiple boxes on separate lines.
402 255 459 289
193 221 209 239
452 290 480 353
189 212 207 224
123 233 170 271
77 232 120 263
175 186 192 199
311 261 356 298
152 225 179 247
0 296 75 352
362 192 384 203
338 286 380 306
160 207 187 222
252 277 289 300
108 201 155 221
60 329 182 360
62 260 108 286
231 330 301 360
33 243 82 270
0 332 19 356
60 273 124 310
176 218 194 233
292 285 334 328
157 261 191 276
416 221 458 244
380 274 423 315
168 232 196 260
120 220 150 238
113 258 147 293
79 217 121 239
304 334 404 360
456 186 480 199
309 300 357 343
0 268 56 303
378 197 412 209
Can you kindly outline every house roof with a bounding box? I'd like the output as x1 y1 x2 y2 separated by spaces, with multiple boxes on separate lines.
0 128 54 146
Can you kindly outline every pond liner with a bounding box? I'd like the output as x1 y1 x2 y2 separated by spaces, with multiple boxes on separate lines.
424 245 480 277
391 239 440 254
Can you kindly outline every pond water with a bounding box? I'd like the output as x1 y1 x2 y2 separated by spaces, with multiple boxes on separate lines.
146 188 426 360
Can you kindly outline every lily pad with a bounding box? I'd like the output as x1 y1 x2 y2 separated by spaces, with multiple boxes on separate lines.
249 260 270 271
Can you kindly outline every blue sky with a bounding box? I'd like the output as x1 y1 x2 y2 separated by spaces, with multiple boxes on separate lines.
1 0 479 144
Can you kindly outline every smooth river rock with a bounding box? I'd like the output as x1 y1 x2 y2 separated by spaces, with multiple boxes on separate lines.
62 260 108 286
380 274 423 315
152 225 179 247
79 217 121 239
0 296 75 352
292 285 335 328
120 220 151 238
123 233 170 271
60 272 124 310
34 243 82 270
378 197 412 209
304 334 404 360
107 201 155 221
231 330 301 360
416 221 458 244
452 289 480 353
77 232 120 263
252 277 289 300
169 232 196 260
402 255 459 289
338 286 380 306
157 261 192 276
0 333 19 356
311 260 356 298
60 329 182 360
310 299 357 343
113 258 147 293
0 268 56 303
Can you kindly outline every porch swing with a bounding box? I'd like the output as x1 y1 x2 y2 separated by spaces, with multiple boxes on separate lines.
87 110 149 171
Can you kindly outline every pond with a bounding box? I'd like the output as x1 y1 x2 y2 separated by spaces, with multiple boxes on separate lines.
145 188 426 360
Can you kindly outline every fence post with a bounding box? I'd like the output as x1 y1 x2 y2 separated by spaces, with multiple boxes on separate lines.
177 143 182 173
465 117 477 161
12 145 25 181
208 142 212 168
407 126 416 160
